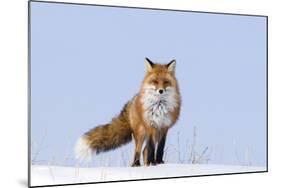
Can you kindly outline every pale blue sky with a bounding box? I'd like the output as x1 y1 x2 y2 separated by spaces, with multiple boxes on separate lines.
30 2 267 167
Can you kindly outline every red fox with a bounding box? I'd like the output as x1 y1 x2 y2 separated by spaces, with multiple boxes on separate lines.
75 58 181 166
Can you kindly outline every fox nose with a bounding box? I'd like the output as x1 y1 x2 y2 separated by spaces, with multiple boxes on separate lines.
158 89 164 94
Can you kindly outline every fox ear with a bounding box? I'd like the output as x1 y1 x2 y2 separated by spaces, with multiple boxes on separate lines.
167 59 176 72
145 57 154 72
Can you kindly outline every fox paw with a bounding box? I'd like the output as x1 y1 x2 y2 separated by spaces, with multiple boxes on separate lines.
144 161 156 166
131 160 141 167
156 160 165 165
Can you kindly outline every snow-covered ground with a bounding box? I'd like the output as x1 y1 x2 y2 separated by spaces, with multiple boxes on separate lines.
31 164 266 187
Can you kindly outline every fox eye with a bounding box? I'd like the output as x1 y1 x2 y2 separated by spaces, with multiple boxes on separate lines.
164 80 171 85
151 80 158 85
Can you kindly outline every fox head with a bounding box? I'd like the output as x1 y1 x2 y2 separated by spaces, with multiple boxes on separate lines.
140 58 181 128
142 57 178 94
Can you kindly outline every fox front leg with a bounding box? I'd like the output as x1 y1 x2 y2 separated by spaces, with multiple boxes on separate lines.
145 137 156 166
156 128 168 164
156 133 167 164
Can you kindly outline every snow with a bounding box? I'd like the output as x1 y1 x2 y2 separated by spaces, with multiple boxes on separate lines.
31 164 266 187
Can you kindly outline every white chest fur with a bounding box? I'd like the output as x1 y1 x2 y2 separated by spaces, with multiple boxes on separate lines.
141 86 178 128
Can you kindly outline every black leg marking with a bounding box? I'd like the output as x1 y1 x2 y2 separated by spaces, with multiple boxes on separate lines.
156 134 167 164
147 138 156 165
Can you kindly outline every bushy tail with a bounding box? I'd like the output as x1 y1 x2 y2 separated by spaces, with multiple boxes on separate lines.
75 103 132 162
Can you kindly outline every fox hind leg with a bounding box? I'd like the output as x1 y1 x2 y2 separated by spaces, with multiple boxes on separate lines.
131 132 145 167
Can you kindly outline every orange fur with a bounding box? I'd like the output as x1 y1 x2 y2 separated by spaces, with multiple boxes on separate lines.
76 58 181 166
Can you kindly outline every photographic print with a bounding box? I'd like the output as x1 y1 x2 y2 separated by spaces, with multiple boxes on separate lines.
29 1 268 187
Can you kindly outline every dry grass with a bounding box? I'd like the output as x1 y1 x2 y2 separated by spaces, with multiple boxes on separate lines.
31 126 253 167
